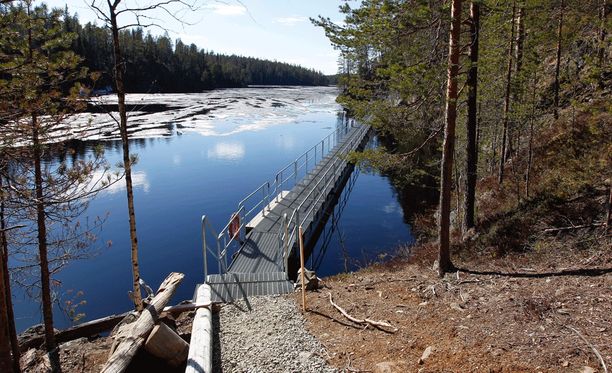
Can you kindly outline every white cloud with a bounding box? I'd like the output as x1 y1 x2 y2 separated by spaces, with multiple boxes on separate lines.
206 3 246 16
275 16 308 26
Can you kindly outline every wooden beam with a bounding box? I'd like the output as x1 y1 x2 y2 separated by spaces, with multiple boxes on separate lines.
100 272 185 373
185 284 213 373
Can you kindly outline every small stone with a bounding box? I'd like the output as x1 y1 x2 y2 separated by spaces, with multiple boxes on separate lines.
561 360 569 367
580 367 596 373
418 346 433 364
375 360 407 373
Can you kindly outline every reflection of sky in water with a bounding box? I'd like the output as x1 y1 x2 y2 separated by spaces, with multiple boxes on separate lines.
382 201 403 216
66 87 339 141
274 134 296 151
11 88 413 334
105 171 150 194
207 142 246 161
87 170 151 195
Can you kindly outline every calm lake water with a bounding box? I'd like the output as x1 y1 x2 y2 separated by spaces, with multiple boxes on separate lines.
13 87 414 332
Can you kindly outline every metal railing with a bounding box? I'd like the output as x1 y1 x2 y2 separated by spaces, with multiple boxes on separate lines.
277 124 370 275
200 120 369 279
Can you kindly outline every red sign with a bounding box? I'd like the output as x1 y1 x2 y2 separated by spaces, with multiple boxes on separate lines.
229 213 240 241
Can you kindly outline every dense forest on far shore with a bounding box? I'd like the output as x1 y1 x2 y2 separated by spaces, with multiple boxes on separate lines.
60 8 329 93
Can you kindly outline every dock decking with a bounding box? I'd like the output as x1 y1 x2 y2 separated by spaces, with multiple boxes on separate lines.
205 123 370 302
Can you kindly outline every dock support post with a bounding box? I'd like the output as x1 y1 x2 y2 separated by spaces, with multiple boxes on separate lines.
299 225 306 312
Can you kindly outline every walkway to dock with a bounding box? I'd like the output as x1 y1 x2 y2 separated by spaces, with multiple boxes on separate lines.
201 121 371 302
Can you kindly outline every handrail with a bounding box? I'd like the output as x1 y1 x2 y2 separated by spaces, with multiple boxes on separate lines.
203 120 369 279
277 124 370 274
226 121 352 248
201 214 222 280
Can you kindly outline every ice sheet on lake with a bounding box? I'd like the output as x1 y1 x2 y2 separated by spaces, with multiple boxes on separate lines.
63 86 340 141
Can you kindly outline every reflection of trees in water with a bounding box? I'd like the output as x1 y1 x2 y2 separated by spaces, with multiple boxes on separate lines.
308 167 360 273
47 136 175 164
307 120 439 275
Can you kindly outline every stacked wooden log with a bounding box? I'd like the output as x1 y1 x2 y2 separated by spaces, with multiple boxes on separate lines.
101 272 188 373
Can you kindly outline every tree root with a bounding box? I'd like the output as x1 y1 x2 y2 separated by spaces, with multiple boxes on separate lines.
327 293 398 333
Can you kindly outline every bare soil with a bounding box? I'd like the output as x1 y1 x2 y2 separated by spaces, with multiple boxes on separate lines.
301 241 612 373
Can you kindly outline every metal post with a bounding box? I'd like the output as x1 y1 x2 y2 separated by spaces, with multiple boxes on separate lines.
294 160 297 185
275 174 280 202
267 183 270 210
217 233 224 274
201 216 208 281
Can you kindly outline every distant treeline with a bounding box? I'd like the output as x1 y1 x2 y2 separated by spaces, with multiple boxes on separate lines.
61 10 329 93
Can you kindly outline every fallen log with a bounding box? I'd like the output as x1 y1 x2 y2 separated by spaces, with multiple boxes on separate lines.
19 312 132 353
100 272 185 373
144 322 189 367
543 222 604 233
328 292 398 333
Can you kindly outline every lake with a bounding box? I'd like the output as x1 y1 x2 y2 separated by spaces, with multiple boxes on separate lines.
13 86 414 332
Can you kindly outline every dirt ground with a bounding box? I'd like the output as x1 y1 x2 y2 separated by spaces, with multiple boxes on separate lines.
20 310 195 373
301 243 612 373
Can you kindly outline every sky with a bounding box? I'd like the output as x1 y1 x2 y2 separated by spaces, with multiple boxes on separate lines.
39 0 345 75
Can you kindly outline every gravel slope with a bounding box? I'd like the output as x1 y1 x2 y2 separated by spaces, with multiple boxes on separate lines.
213 295 337 373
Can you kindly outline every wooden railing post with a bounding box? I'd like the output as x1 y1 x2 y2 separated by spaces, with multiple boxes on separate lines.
298 225 306 312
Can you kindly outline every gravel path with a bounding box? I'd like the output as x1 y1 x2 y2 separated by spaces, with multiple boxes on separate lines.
213 295 337 373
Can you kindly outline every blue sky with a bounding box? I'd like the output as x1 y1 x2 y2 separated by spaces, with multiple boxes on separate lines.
41 0 344 74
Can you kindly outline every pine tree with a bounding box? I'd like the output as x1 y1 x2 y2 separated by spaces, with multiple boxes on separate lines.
1 2 113 370
438 0 462 276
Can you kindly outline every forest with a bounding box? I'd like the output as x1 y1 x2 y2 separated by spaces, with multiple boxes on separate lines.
0 0 610 372
307 0 611 369
314 0 610 268
61 7 330 92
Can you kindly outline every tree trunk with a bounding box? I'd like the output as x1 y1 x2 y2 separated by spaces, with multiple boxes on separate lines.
0 228 13 373
597 0 608 67
525 71 537 198
515 7 525 77
499 1 517 184
0 174 20 373
109 8 143 312
463 1 480 232
607 184 612 230
553 0 564 120
513 6 525 160
32 115 61 373
101 272 184 373
438 0 462 277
